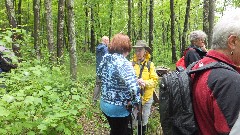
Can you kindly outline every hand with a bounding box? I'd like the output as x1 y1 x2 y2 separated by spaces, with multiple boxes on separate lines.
201 45 207 52
137 78 145 87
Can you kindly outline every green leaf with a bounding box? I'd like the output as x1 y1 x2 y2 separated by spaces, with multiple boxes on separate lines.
24 96 34 104
27 131 35 135
37 124 47 131
0 40 6 46
34 97 42 104
4 36 12 43
0 106 10 116
64 128 71 135
44 86 52 91
72 95 80 100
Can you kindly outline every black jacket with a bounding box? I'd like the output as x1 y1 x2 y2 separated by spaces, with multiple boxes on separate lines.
184 45 207 67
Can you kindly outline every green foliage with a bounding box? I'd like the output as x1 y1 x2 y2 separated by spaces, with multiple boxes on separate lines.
0 58 96 134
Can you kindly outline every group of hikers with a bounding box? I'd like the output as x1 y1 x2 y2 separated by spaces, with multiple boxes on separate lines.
94 9 240 135
94 33 158 135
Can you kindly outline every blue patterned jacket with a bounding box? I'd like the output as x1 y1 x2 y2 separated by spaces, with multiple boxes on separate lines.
97 53 140 106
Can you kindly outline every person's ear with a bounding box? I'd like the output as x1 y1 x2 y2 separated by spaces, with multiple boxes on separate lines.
228 35 238 50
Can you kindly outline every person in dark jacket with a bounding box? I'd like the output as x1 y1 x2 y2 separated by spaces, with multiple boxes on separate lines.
184 30 207 67
93 36 109 103
191 9 240 135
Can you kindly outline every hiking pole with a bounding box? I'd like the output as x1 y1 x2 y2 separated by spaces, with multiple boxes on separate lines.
137 62 146 135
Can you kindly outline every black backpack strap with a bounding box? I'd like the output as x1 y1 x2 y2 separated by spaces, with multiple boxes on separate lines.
139 61 146 79
146 61 151 72
188 62 237 75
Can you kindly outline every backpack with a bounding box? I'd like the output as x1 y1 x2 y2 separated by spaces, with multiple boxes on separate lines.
159 61 236 135
176 48 195 69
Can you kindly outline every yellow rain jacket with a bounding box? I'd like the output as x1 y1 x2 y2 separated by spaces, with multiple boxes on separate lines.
132 52 158 105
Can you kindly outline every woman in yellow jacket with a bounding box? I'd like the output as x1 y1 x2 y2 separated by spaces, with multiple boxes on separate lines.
132 40 158 135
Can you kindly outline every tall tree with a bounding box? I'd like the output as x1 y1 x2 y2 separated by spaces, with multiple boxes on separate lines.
90 4 95 53
181 0 191 56
33 0 41 59
109 0 114 39
44 0 55 63
5 0 17 28
208 0 215 48
127 0 132 39
203 0 209 47
138 0 143 39
57 0 65 64
170 0 177 62
67 0 77 80
84 0 89 51
17 0 22 26
149 0 153 52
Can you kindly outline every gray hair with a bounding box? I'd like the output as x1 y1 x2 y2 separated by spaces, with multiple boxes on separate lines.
212 8 240 49
189 30 207 42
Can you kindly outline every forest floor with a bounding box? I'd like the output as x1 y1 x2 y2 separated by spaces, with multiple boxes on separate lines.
79 102 163 135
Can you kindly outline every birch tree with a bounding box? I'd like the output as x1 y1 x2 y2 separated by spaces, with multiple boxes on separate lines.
45 0 55 63
67 0 77 80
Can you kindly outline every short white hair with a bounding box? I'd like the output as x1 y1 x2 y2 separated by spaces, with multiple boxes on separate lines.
189 30 207 42
212 8 240 49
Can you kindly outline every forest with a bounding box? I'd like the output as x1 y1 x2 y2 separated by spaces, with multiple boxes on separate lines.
0 0 239 134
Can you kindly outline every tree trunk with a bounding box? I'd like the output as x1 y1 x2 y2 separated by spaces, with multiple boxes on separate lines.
57 0 65 64
145 0 148 41
138 0 142 40
149 0 153 53
17 0 22 27
109 0 114 39
127 0 132 39
181 0 191 56
45 0 55 63
84 0 89 51
33 0 41 59
208 0 215 48
203 0 209 47
170 0 177 63
90 4 95 53
5 0 17 28
67 0 77 80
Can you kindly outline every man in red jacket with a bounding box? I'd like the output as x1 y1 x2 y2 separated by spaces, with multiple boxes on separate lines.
191 9 240 135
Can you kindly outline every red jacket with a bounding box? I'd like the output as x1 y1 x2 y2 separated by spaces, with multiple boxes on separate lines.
192 50 240 135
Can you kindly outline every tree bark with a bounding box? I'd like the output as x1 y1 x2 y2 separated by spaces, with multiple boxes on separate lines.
138 0 142 40
67 0 77 80
33 0 41 59
149 0 153 53
5 0 17 28
127 0 132 39
181 0 191 56
57 0 65 64
90 4 95 53
45 0 55 63
17 0 22 27
170 0 177 62
84 0 89 51
208 0 215 48
109 0 114 39
203 0 209 47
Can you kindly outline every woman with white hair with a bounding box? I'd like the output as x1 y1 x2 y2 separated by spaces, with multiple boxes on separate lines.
191 9 240 134
184 30 208 67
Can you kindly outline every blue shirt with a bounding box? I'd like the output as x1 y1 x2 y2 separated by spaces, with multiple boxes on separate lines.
96 43 108 72
97 53 140 117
